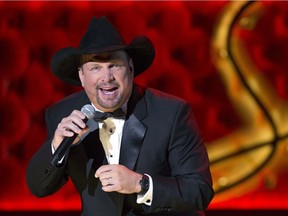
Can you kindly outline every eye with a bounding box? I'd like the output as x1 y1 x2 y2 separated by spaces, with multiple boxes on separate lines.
90 66 101 71
111 64 122 69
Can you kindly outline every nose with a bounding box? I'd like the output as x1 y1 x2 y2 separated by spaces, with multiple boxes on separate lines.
102 69 114 82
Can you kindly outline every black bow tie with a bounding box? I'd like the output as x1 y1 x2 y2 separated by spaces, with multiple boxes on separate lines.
93 108 126 122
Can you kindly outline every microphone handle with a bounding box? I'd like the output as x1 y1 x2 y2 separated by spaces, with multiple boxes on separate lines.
50 132 79 166
45 117 88 175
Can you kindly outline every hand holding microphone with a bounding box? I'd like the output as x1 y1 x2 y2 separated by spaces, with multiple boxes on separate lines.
47 105 95 172
52 111 87 150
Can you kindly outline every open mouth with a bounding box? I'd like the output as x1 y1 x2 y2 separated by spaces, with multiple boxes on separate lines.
99 87 118 95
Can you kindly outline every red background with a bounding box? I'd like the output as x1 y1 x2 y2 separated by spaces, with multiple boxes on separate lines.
1 0 288 212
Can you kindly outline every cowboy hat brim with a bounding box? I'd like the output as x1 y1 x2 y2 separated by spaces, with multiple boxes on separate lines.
51 36 155 86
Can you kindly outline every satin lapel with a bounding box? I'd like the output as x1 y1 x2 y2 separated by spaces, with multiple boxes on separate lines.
119 114 147 170
119 85 147 170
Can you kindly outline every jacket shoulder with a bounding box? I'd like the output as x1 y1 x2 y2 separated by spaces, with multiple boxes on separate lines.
145 87 189 107
46 90 90 122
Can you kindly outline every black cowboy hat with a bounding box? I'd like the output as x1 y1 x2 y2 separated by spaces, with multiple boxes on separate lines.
51 16 155 85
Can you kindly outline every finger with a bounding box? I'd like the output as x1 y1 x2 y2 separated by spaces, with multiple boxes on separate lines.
101 178 112 187
95 165 113 178
62 128 75 137
59 115 85 134
102 180 121 193
55 122 73 137
64 117 85 131
69 110 87 129
63 122 82 134
102 184 115 192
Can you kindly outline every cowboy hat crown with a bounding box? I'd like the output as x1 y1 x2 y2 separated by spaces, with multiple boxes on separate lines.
51 16 155 85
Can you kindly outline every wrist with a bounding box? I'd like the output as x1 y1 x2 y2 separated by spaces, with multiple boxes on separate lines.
51 138 60 151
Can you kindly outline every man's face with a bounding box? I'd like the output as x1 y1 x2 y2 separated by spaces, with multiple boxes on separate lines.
79 50 134 112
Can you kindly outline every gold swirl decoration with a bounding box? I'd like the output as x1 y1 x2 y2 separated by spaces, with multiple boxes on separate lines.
209 0 288 202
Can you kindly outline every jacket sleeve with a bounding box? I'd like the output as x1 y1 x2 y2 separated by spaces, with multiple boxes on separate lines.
147 102 214 213
26 108 69 197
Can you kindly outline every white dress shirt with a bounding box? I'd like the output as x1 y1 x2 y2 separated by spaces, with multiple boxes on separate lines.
94 104 153 205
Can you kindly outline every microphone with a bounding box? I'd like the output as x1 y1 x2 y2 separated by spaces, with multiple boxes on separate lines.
45 104 95 174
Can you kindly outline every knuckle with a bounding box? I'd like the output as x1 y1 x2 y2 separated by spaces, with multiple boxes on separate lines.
61 117 69 122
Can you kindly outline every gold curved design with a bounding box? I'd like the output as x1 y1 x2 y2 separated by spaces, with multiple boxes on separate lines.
209 1 288 202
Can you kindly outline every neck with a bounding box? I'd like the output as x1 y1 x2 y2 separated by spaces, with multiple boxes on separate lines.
92 103 127 114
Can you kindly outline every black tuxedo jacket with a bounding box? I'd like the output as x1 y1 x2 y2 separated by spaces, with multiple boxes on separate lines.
26 84 214 216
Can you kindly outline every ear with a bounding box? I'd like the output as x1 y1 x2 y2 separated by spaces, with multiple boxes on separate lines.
78 68 85 87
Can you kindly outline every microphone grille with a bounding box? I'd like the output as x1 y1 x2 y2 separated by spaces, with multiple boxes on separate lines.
81 104 95 119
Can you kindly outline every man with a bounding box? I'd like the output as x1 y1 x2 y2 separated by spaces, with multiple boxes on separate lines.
26 16 214 216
